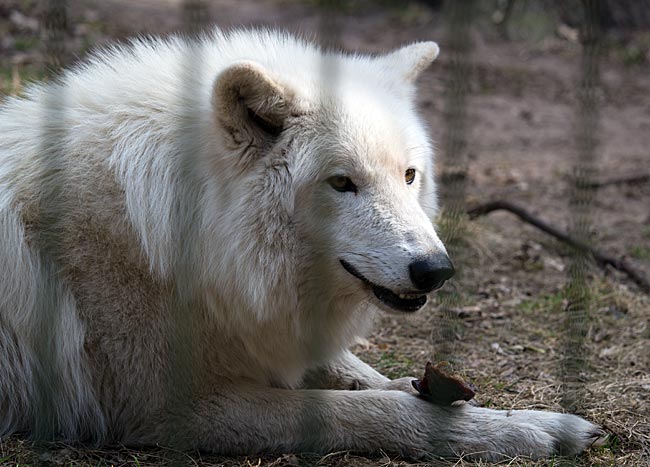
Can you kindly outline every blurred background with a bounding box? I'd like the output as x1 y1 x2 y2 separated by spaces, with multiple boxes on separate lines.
0 1 648 466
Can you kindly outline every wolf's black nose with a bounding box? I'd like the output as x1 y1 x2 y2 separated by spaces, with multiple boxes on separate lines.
409 254 455 292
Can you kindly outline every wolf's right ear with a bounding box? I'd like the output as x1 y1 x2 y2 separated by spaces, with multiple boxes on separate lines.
212 61 292 150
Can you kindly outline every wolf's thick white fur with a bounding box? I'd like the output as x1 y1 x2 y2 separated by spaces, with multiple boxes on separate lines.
0 29 601 460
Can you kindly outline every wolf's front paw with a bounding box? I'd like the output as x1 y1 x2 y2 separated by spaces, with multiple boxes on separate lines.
380 377 419 395
466 407 606 461
517 410 606 457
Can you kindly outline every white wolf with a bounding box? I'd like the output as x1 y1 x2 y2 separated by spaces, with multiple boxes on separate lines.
0 29 602 461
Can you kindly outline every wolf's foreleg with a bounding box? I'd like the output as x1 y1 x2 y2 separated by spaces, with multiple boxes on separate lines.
301 350 390 390
301 350 419 394
148 385 602 461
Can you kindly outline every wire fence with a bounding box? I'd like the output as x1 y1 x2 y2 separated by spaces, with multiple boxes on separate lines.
561 0 603 417
33 0 70 444
433 0 475 370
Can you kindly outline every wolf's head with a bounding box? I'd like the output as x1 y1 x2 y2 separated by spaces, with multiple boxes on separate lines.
210 34 452 317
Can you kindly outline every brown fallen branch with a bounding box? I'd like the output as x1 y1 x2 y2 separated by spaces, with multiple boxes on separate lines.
467 200 650 293
584 173 650 189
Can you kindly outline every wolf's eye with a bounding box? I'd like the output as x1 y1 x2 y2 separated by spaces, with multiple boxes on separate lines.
328 176 357 193
405 168 416 185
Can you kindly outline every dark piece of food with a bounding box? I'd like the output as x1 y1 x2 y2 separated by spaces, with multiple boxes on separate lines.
412 361 476 405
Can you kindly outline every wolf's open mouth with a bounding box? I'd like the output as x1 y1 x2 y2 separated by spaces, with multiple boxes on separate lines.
340 259 427 313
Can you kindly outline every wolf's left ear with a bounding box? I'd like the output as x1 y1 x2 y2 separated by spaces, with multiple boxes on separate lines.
212 61 292 150
383 42 439 82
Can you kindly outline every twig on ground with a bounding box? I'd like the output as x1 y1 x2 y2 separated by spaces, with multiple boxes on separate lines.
583 173 650 188
466 200 650 293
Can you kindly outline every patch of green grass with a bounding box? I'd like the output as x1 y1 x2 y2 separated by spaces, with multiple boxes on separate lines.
492 380 515 392
621 43 646 67
0 66 17 97
375 350 415 379
518 291 565 314
506 5 557 43
523 260 544 272
13 36 39 52
518 280 621 318
643 226 650 238
628 245 650 260
0 65 47 98
605 433 621 451
606 35 649 68
20 0 40 9
0 65 14 81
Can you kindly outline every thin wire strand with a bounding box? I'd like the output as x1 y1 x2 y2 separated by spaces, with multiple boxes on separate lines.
433 0 477 369
561 0 603 418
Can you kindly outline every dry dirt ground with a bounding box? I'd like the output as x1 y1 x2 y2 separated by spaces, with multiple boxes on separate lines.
1 1 649 466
